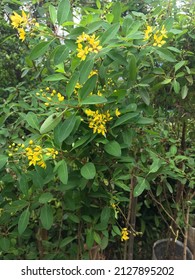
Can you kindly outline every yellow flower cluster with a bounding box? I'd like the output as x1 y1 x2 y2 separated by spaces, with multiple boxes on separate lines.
36 87 65 107
121 228 129 242
76 32 102 61
144 25 168 47
85 109 113 137
8 142 25 157
10 10 38 41
25 140 58 169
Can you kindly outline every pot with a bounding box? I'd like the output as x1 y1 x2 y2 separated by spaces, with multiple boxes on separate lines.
188 225 195 259
152 239 193 260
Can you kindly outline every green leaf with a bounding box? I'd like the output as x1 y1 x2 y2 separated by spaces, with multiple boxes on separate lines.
140 90 150 105
161 78 172 85
79 59 94 84
25 112 39 130
57 160 68 184
86 228 94 249
112 112 139 128
104 141 121 157
40 204 53 230
58 115 77 142
156 48 176 62
169 145 177 156
40 112 63 134
166 181 173 193
57 0 71 25
39 192 54 204
30 41 52 60
112 2 122 23
53 45 69 65
174 60 186 72
19 174 28 195
134 177 150 197
112 225 121 235
100 23 120 45
80 95 107 105
72 134 91 150
0 238 10 252
115 181 130 191
149 158 161 174
181 85 188 99
96 0 101 9
18 208 30 235
100 236 109 250
173 79 180 94
101 206 111 224
49 4 57 25
94 231 101 245
44 73 66 81
4 200 29 214
66 72 79 98
81 162 96 179
128 54 137 81
136 117 154 125
79 75 97 101
68 214 79 223
0 155 8 170
60 237 76 248
163 17 174 31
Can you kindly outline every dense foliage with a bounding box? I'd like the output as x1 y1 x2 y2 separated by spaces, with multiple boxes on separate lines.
0 0 194 260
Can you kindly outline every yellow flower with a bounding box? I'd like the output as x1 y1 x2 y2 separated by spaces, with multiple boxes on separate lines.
45 148 58 159
85 109 112 137
160 25 168 38
144 25 152 40
77 46 89 61
18 28 26 41
121 228 129 241
76 33 102 61
153 34 166 47
57 93 64 102
10 10 28 29
10 12 23 28
21 10 28 26
76 32 90 44
115 108 121 117
88 70 98 78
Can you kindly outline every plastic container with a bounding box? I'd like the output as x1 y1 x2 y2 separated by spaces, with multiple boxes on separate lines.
152 239 193 260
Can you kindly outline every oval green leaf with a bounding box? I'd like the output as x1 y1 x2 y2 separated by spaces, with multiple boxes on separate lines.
81 162 96 180
58 115 77 142
40 204 53 230
134 177 150 197
40 112 63 134
39 192 54 204
104 141 121 157
30 41 52 60
0 155 8 170
57 160 68 184
18 207 30 235
57 0 71 25
25 112 39 130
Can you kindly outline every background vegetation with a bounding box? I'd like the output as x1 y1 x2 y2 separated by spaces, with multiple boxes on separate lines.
0 0 194 260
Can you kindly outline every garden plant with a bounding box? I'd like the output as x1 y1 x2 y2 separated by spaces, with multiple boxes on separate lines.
0 0 194 260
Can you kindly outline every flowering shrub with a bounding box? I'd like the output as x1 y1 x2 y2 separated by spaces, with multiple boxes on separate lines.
0 0 194 260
